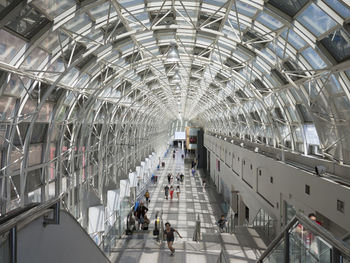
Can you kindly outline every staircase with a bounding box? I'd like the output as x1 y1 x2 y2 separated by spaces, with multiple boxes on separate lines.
256 213 350 263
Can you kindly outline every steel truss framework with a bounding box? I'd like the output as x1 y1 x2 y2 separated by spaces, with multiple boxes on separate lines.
0 0 350 217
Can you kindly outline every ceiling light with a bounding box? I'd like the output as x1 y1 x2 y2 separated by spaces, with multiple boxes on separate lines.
166 43 180 63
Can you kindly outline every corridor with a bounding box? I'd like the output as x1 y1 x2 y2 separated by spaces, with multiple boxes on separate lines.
110 149 266 263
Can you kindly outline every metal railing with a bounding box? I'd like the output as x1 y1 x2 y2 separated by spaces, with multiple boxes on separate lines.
252 208 276 244
225 207 235 234
193 214 201 241
156 210 164 243
256 212 350 263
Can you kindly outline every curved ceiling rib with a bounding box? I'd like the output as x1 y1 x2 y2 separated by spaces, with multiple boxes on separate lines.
0 0 350 167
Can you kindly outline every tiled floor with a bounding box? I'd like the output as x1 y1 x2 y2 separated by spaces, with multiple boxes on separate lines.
110 148 266 263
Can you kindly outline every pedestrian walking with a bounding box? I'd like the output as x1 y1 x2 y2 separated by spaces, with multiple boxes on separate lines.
176 186 180 199
180 173 184 183
164 185 169 200
167 173 172 184
144 190 150 203
176 173 180 184
164 222 182 256
169 186 174 200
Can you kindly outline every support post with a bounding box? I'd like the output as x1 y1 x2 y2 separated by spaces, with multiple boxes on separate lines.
9 226 17 263
284 229 289 263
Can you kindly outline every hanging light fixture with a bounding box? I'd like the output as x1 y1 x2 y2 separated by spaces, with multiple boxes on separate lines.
166 42 180 63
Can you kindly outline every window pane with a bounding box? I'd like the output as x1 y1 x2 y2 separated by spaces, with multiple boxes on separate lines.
320 29 350 62
0 29 26 64
256 12 284 30
5 5 50 39
297 3 337 37
302 47 327 69
31 0 76 17
235 1 258 17
269 0 308 17
304 124 320 145
281 29 306 50
323 0 350 19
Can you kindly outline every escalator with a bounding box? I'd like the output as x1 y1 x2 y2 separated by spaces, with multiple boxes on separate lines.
257 213 350 263
0 195 110 263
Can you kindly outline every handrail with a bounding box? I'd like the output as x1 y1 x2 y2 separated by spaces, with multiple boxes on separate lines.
157 209 164 243
0 193 63 235
256 212 350 262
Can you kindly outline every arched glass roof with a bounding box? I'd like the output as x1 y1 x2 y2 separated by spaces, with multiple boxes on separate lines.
1 0 350 210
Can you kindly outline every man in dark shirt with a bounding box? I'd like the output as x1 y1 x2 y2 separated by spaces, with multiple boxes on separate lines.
167 174 172 184
164 185 169 200
163 222 182 256
217 215 227 232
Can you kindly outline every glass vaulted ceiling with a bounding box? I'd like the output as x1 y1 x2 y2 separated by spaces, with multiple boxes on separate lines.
1 0 350 170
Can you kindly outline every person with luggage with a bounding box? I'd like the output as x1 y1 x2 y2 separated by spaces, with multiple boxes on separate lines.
164 222 182 256
164 185 169 200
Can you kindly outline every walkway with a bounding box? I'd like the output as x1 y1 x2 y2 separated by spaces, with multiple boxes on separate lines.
110 148 267 262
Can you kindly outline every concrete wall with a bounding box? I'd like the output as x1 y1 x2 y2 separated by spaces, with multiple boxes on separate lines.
205 134 350 235
18 210 109 263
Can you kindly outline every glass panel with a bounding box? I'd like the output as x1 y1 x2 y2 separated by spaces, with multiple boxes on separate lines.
269 0 308 17
0 0 15 13
304 124 320 145
289 223 332 263
5 5 49 39
31 0 76 17
281 29 307 50
0 29 26 64
235 0 258 17
64 13 92 33
256 12 284 30
20 48 48 70
324 74 344 95
263 239 285 263
320 29 350 62
323 0 350 19
90 2 117 20
302 47 327 69
40 31 69 52
297 3 337 37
